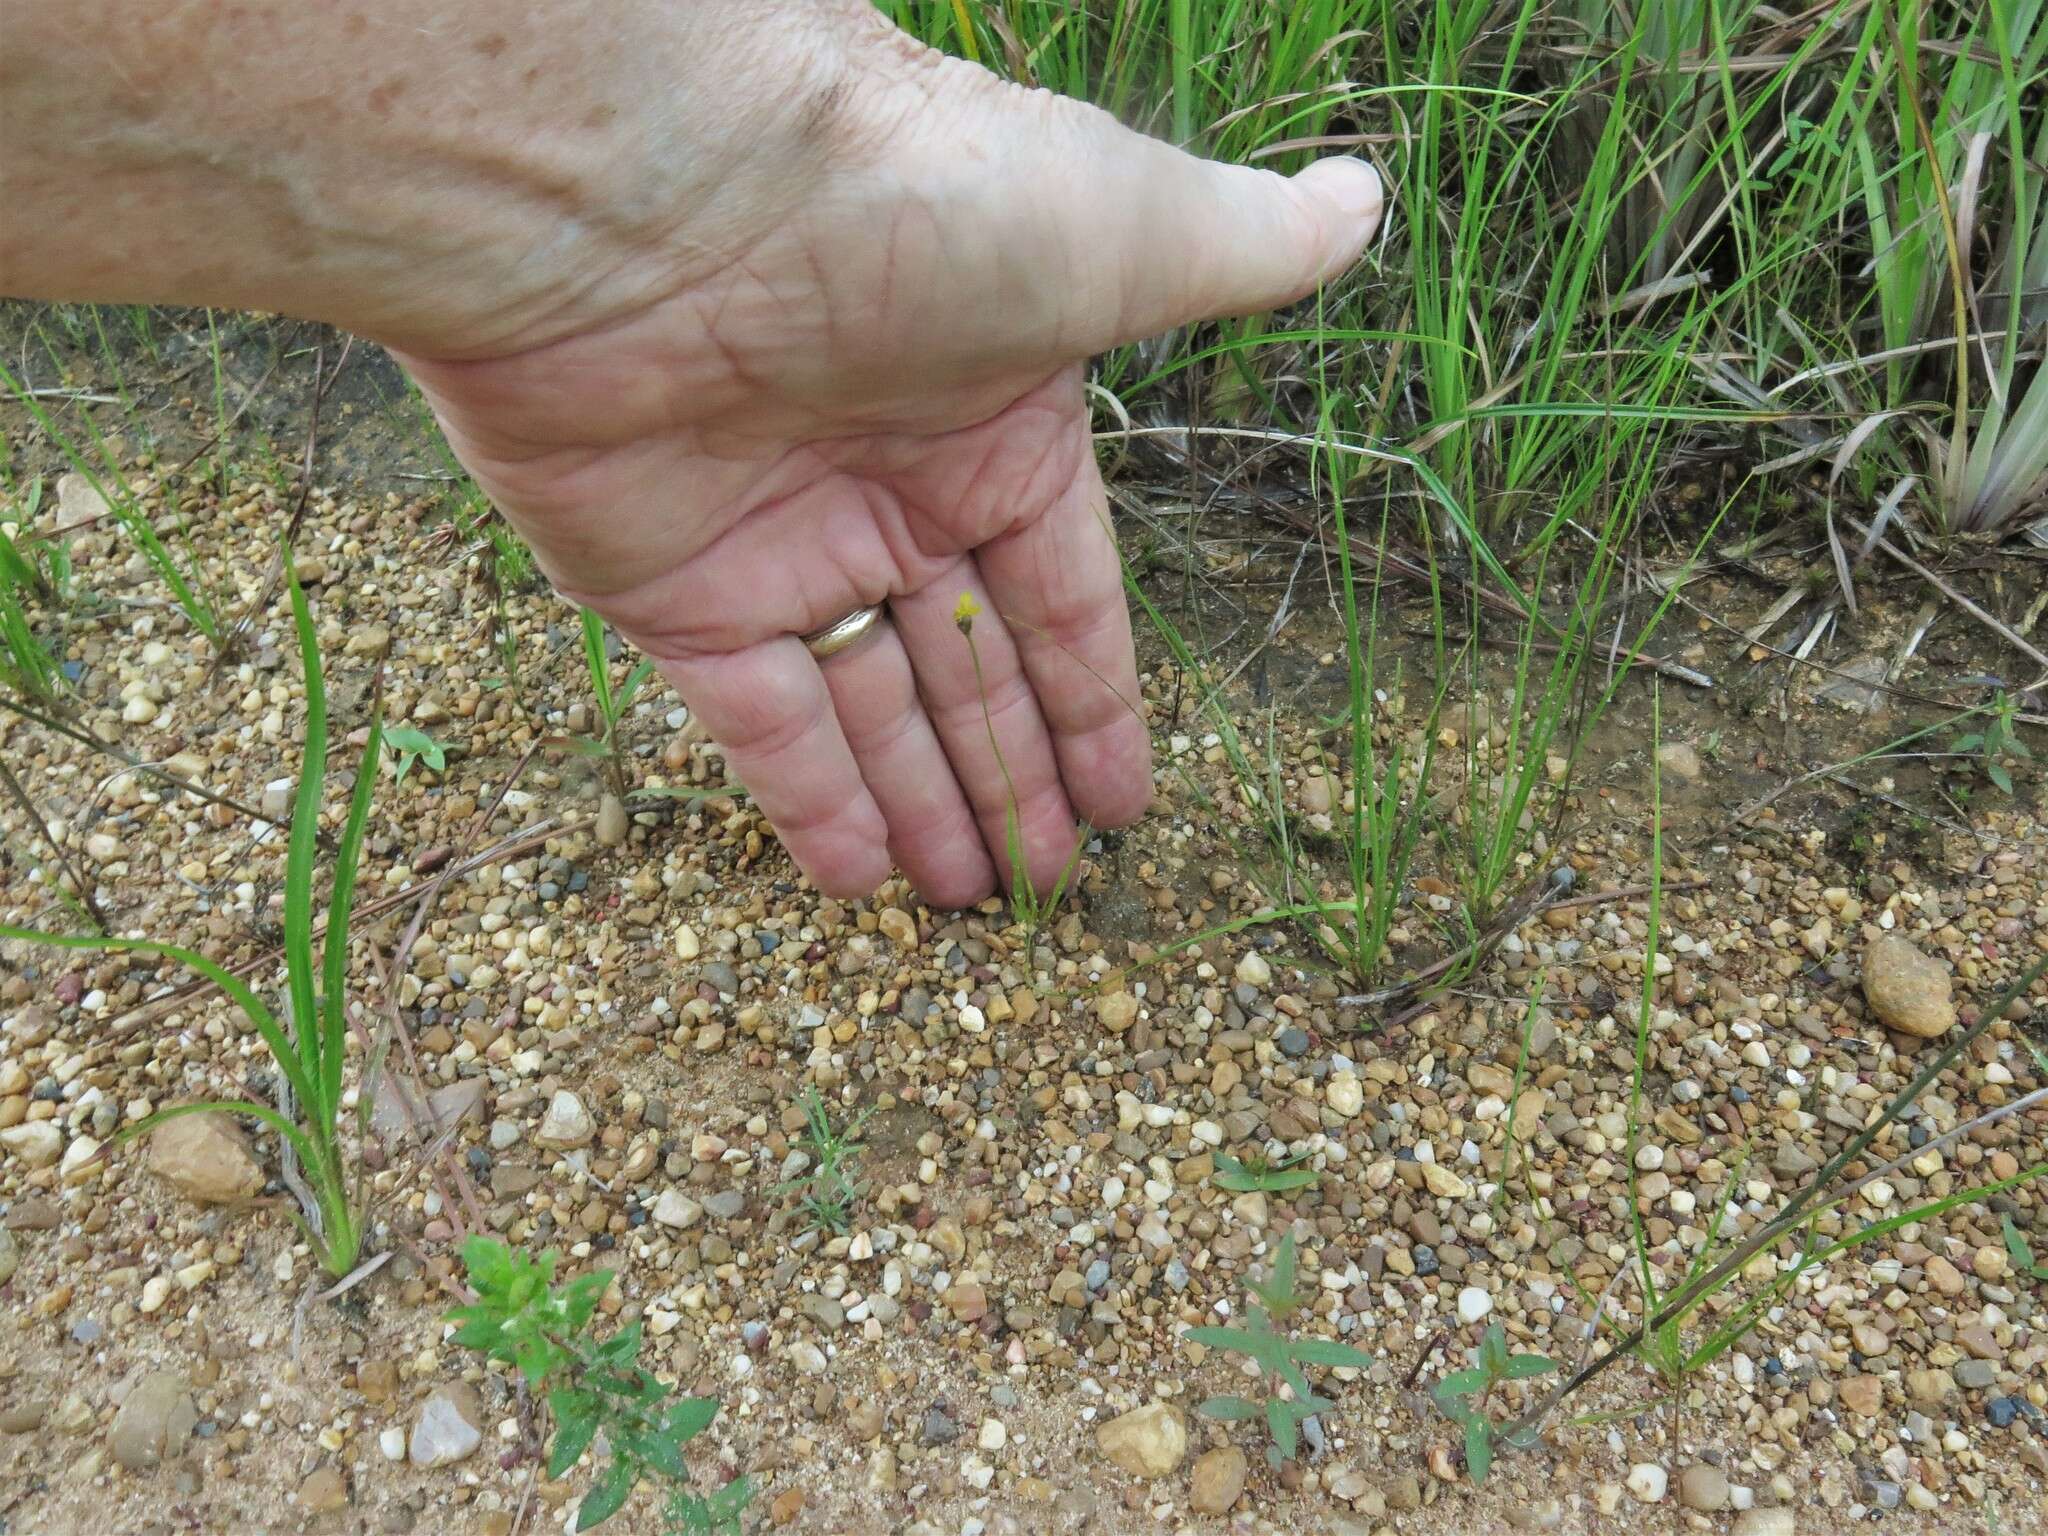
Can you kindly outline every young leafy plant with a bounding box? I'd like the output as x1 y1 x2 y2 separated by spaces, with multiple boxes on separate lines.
775 1087 872 1235
1430 1321 1557 1484
1951 693 2033 796
0 552 379 1275
1187 1234 1374 1469
1212 1149 1320 1195
449 1237 751 1534
381 724 447 785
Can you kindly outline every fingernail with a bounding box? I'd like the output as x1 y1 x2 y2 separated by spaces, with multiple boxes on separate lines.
1297 157 1384 227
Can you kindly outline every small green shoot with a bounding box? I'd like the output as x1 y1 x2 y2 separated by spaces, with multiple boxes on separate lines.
1950 693 2033 795
1212 1149 1320 1195
775 1087 872 1235
1429 1321 1557 1484
449 1237 750 1534
1187 1234 1374 1470
381 724 447 784
578 607 658 792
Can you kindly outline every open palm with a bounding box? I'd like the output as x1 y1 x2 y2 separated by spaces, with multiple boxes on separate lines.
401 43 1383 905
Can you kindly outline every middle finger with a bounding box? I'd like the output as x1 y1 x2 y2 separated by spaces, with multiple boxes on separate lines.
890 559 1083 894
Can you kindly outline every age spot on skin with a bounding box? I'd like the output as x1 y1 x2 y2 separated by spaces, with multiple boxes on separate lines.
367 79 406 117
475 33 508 58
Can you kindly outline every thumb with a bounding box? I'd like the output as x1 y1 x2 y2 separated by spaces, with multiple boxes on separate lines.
965 83 1386 349
1120 152 1387 336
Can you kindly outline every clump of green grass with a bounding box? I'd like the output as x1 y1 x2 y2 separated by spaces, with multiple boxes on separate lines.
450 1237 751 1534
1849 0 2046 531
776 1087 872 1235
1306 459 1436 982
0 553 378 1275
1187 1233 1375 1470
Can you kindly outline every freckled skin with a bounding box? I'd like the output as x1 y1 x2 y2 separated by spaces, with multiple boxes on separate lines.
2 0 1382 902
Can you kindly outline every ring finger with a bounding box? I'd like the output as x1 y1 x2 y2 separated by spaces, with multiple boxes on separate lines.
818 612 999 909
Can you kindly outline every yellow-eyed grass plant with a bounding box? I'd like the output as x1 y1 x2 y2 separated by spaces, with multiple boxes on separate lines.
0 553 381 1276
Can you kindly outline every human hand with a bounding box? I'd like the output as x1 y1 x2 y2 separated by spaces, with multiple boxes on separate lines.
3 0 1382 903
399 11 1382 903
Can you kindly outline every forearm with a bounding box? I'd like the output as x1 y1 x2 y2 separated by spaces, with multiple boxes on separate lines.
0 0 873 355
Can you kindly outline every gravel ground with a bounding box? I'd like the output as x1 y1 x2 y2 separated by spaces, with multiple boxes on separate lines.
2 444 2045 1536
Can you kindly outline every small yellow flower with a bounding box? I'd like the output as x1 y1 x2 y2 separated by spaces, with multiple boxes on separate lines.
953 591 981 634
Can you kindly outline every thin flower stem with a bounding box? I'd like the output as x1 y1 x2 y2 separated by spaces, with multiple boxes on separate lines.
962 627 1024 825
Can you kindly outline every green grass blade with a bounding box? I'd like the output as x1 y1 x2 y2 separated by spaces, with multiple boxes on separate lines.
282 552 326 1090
580 607 614 728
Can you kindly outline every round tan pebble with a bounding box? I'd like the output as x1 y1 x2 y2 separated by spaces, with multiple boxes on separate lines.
1189 1446 1246 1514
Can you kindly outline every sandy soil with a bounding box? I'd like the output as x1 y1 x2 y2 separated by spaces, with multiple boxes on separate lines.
2 313 2045 1536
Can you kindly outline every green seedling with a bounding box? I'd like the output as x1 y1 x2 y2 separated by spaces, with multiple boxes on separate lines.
2003 1216 2048 1285
1430 1321 1557 1484
1187 1234 1374 1470
449 1238 750 1534
0 553 379 1275
1212 1149 1320 1195
1951 693 2033 795
382 724 447 784
775 1087 872 1235
577 607 658 792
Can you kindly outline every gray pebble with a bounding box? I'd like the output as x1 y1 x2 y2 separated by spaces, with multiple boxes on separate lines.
1955 1360 1997 1391
702 1190 746 1221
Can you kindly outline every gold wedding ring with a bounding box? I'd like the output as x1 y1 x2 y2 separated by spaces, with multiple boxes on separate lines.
801 603 884 660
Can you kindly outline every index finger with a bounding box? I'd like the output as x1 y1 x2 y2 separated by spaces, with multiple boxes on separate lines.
657 638 893 897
